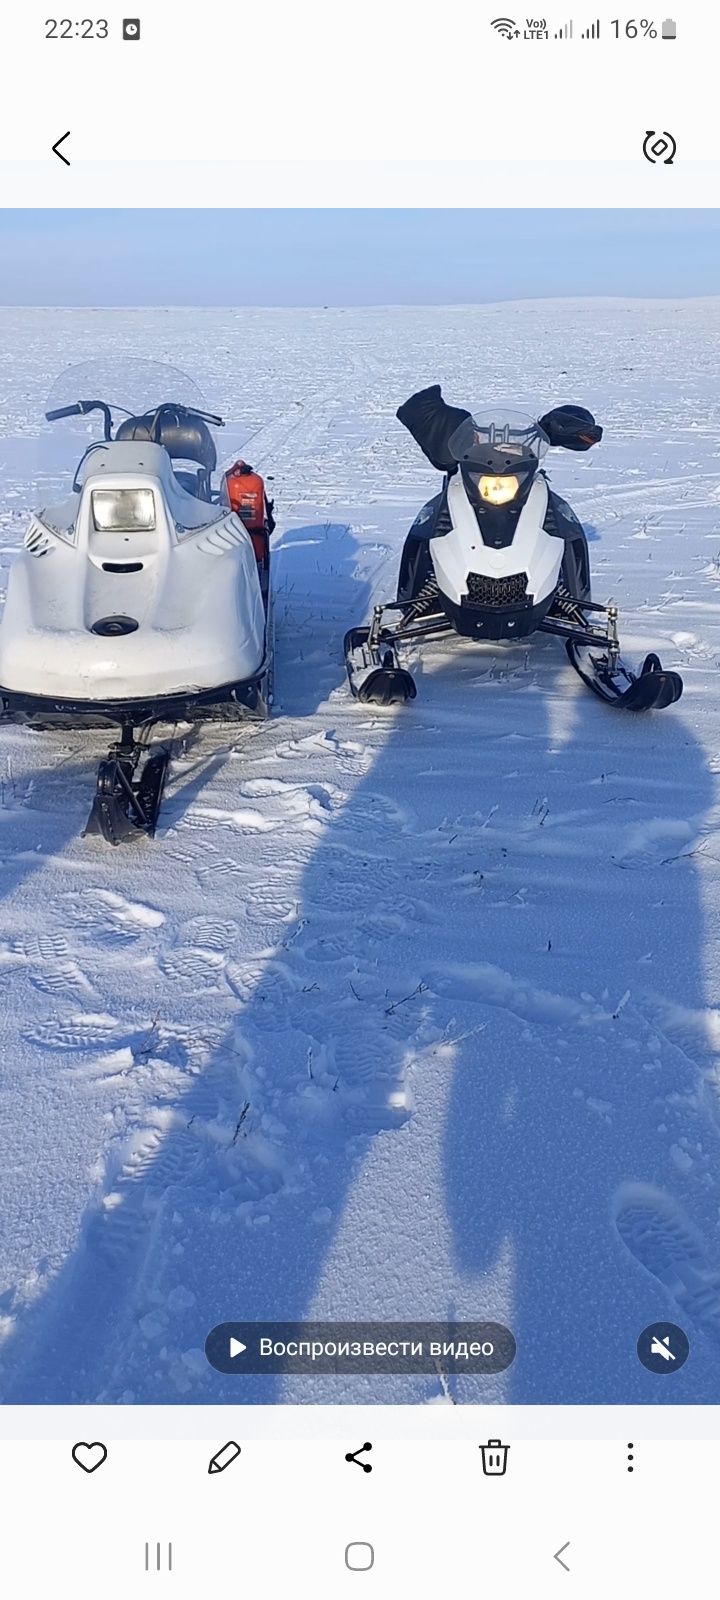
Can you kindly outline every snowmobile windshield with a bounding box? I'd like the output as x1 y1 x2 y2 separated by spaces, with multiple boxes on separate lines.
39 357 214 503
45 356 207 423
447 409 550 474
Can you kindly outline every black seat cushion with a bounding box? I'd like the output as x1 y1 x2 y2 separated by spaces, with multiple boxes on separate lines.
117 408 217 474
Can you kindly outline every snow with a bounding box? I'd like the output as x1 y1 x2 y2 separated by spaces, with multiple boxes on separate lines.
1 298 720 1404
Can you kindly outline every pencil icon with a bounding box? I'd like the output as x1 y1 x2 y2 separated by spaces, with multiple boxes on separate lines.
208 1440 241 1475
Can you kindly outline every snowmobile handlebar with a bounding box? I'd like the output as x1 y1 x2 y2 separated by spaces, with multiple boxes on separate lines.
45 404 85 421
46 400 114 438
147 402 225 433
45 399 225 442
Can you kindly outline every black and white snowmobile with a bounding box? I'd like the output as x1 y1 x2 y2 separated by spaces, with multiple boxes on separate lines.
0 359 275 844
344 386 682 713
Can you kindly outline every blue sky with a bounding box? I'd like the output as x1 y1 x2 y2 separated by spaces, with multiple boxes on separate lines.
0 210 717 304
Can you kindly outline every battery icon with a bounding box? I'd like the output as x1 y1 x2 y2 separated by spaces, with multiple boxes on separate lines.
661 18 677 37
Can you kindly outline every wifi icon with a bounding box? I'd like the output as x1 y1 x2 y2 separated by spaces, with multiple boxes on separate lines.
491 16 519 35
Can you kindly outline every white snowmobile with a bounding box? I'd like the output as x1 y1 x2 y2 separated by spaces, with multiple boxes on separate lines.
0 359 274 843
345 389 683 713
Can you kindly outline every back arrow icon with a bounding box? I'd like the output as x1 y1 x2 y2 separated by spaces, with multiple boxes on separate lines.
554 1541 571 1572
52 132 71 166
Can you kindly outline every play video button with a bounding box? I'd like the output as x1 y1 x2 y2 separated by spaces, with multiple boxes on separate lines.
637 1321 689 1374
206 1320 516 1375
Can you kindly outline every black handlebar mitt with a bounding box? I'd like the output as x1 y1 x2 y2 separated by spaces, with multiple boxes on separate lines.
539 405 603 451
396 385 473 472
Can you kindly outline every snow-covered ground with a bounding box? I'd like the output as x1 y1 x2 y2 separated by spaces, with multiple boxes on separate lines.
1 299 720 1405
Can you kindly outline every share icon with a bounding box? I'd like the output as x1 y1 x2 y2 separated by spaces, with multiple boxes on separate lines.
345 1442 373 1473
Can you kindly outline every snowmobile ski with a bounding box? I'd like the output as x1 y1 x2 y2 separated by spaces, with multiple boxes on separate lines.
344 624 417 706
84 726 172 845
566 641 683 712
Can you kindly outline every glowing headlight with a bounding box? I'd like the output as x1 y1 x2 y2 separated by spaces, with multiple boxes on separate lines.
478 475 520 506
92 489 156 532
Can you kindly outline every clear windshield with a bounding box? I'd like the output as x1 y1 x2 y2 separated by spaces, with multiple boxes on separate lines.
448 408 550 474
39 357 211 495
45 356 207 422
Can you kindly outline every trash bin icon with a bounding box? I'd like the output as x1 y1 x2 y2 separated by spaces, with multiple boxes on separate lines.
481 1439 509 1476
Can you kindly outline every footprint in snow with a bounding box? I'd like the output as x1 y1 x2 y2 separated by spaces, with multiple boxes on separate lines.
302 875 368 915
235 776 326 798
13 933 71 961
180 917 239 953
614 1182 720 1344
612 818 697 870
332 791 415 835
225 961 314 1034
24 1012 120 1052
195 857 245 885
63 888 165 946
225 962 296 1005
358 895 434 935
272 729 372 773
299 932 358 965
358 912 409 942
179 805 278 834
160 948 227 989
30 960 95 999
6 932 95 999
245 893 298 928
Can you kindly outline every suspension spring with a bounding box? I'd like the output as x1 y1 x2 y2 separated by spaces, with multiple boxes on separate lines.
553 583 585 624
400 575 440 628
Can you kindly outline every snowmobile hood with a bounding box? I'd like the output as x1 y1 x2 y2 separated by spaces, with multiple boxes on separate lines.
0 444 267 704
41 441 225 541
431 472 562 619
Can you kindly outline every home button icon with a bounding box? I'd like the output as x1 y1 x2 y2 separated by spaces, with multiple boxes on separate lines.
345 1542 374 1571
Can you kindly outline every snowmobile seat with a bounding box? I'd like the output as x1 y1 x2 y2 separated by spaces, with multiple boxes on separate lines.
117 412 217 473
117 410 217 499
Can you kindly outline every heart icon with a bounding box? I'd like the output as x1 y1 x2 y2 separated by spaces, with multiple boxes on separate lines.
72 1441 108 1474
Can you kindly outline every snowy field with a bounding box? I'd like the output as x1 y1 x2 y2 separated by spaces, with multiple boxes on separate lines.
1 299 720 1405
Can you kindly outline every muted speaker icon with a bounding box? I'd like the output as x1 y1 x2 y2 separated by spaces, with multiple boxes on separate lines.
637 1321 689 1373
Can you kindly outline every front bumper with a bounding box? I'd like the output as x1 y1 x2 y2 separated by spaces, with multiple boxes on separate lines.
443 593 552 641
0 665 269 729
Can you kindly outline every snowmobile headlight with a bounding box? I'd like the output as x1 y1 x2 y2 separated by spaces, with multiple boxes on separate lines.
92 489 156 532
478 475 520 506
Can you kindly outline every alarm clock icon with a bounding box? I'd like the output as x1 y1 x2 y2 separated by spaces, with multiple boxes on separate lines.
122 18 141 39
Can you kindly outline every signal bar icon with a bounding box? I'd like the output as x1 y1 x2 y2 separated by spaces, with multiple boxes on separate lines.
554 19 573 36
581 18 601 36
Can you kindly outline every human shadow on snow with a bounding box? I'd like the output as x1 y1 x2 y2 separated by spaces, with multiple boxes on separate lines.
2 526 719 1408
